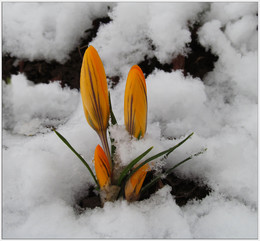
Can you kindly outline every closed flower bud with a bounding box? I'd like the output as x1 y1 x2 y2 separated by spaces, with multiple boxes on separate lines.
125 164 150 202
80 46 111 168
124 65 147 139
94 145 111 189
80 45 109 133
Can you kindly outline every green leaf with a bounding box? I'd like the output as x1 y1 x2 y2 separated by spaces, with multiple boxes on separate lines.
110 138 116 160
128 133 194 180
117 181 126 199
140 157 191 195
53 128 99 188
137 130 142 140
5 76 11 85
140 147 207 195
109 91 117 126
108 91 117 163
117 146 154 186
108 128 116 164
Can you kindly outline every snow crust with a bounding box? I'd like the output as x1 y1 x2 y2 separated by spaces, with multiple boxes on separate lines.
3 2 258 239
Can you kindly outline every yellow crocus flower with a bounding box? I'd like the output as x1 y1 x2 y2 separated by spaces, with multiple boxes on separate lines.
124 163 150 201
94 145 111 189
124 65 147 139
80 46 111 168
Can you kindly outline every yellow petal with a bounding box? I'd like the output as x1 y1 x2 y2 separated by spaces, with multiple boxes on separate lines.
94 145 111 189
80 46 109 133
124 65 147 138
125 163 150 201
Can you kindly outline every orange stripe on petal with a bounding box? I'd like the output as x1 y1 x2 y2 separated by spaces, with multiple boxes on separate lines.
94 145 111 189
124 65 147 139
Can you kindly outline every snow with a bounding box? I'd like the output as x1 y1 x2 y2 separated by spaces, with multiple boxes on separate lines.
91 3 208 77
3 2 113 63
183 192 257 238
2 2 258 239
3 75 79 135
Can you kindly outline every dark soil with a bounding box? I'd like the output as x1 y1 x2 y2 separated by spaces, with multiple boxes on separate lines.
75 172 211 212
184 23 219 79
138 171 211 206
76 186 102 212
137 23 218 79
2 19 218 89
162 173 211 206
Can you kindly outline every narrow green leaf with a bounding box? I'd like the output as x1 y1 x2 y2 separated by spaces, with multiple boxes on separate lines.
108 91 117 163
140 157 191 195
108 128 116 164
128 133 194 180
140 147 207 195
5 76 11 85
117 181 126 199
109 91 117 126
53 128 99 188
194 148 207 157
117 146 154 186
137 130 142 140
111 138 116 160
163 132 194 159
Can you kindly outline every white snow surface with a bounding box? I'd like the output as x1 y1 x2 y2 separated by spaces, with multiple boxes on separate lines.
3 2 113 63
2 2 258 238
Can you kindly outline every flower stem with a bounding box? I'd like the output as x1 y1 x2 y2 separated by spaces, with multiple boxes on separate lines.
98 130 112 173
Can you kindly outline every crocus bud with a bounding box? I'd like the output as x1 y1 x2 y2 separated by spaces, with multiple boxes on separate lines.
94 145 111 189
125 164 150 202
80 46 111 168
124 65 147 139
80 45 109 132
